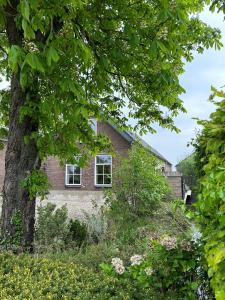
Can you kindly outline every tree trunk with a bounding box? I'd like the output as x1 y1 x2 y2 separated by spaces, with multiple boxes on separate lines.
1 1 40 251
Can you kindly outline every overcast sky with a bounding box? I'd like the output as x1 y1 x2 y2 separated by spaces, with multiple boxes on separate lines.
144 7 225 167
0 7 224 168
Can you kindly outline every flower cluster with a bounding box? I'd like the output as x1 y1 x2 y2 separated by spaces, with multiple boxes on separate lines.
144 267 154 276
157 27 168 40
130 255 143 266
111 258 125 275
160 236 177 250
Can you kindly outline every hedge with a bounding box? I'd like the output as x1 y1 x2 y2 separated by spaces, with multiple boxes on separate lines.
0 252 143 300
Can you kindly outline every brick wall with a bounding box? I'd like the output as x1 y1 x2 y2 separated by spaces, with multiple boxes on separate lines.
0 125 183 200
44 121 131 191
166 172 183 199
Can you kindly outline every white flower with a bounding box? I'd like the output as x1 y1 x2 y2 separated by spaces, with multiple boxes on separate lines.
157 27 168 40
130 254 143 266
144 267 154 276
160 236 177 250
115 264 125 275
111 257 125 275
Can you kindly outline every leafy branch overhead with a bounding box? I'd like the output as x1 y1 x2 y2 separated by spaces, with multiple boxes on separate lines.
0 0 222 161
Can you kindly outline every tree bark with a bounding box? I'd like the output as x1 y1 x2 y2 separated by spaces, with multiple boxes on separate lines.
1 1 40 251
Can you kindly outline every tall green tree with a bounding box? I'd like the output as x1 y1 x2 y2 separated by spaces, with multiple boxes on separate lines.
0 0 222 249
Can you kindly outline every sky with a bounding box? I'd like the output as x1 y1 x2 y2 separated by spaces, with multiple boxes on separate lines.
0 7 225 168
143 7 225 167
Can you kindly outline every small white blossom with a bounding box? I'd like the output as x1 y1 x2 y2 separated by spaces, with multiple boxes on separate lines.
157 27 168 40
130 255 143 266
144 267 154 276
111 257 125 275
160 236 177 250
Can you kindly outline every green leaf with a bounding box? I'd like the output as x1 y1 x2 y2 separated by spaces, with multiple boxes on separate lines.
46 46 60 66
20 0 30 21
20 69 28 88
22 19 35 39
8 46 25 72
23 53 45 73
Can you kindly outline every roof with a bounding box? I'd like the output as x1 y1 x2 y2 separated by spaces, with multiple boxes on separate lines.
110 123 172 165
0 124 172 165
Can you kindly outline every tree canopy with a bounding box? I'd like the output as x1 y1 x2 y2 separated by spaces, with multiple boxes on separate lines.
0 0 222 162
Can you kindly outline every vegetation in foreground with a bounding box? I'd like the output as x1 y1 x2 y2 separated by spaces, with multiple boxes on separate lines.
0 144 212 299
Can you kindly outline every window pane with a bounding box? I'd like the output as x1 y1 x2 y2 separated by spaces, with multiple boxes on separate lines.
68 175 73 184
67 165 74 175
74 166 80 175
104 165 111 175
96 155 111 164
104 175 111 185
74 175 81 184
97 175 103 185
96 165 103 174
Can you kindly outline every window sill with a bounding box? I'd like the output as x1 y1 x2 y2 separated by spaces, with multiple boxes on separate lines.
95 184 112 188
65 184 82 188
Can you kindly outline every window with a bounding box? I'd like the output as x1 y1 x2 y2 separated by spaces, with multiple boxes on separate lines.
65 164 81 186
95 155 112 186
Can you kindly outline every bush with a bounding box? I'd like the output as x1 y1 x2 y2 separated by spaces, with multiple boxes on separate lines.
35 203 69 251
106 143 170 217
0 252 152 299
192 89 225 299
101 237 212 299
68 219 87 247
82 208 107 244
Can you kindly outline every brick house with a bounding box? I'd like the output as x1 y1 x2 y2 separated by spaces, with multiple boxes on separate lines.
0 121 183 218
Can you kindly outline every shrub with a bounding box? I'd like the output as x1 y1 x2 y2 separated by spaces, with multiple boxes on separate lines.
0 252 151 299
82 209 108 244
68 219 87 247
101 237 212 299
192 89 225 299
35 203 69 251
106 143 170 217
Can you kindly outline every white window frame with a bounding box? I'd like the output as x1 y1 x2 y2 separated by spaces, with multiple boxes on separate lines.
65 164 82 186
95 154 112 187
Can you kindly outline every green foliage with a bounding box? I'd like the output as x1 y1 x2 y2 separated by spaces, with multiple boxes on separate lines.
68 219 87 247
10 210 23 247
0 0 223 164
20 170 50 200
35 203 69 251
0 210 23 251
82 209 107 244
0 252 143 299
176 154 198 192
107 143 170 217
101 238 211 299
192 88 225 299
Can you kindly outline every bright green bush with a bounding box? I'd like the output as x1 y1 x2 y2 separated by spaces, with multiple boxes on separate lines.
192 89 225 299
107 143 170 217
0 252 151 299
